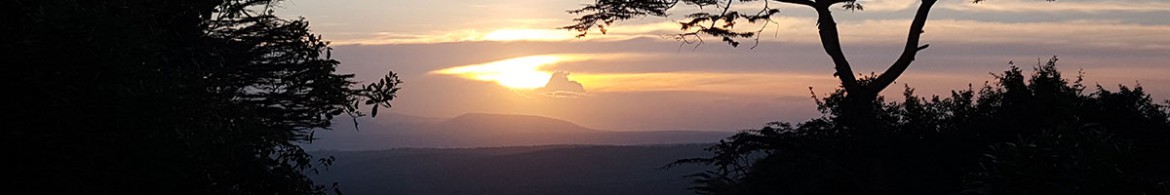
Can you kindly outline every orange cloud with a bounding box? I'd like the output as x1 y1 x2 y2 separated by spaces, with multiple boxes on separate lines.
572 72 840 96
940 0 1170 13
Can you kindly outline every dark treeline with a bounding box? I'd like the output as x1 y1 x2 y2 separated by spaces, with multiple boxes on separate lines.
7 0 398 194
673 58 1170 194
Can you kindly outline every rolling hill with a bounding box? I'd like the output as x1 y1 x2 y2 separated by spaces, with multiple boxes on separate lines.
310 144 713 195
304 113 733 150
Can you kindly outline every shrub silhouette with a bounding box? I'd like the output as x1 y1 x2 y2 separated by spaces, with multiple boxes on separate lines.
672 57 1170 194
8 0 399 194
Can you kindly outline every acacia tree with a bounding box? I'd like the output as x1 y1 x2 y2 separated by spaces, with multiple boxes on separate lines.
562 0 1074 194
563 0 1049 127
9 0 398 194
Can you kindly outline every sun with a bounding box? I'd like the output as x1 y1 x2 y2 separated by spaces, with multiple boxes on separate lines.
433 55 562 89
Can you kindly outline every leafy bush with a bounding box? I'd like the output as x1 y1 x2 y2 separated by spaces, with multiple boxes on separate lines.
674 57 1170 194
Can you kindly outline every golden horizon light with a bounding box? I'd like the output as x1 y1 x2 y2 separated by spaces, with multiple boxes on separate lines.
482 29 577 42
433 55 564 89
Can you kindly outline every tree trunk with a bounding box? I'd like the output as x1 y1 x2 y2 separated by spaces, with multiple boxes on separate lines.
813 4 863 95
809 1 940 193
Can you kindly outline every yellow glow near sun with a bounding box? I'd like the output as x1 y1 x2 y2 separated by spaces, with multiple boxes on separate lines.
433 55 563 89
482 29 576 42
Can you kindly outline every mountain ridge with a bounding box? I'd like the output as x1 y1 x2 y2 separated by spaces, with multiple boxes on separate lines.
311 144 711 195
306 112 733 150
432 113 596 134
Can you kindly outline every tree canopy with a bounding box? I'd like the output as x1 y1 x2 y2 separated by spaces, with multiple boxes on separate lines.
559 1 1170 194
562 0 1057 130
669 58 1170 194
8 0 398 194
563 0 972 100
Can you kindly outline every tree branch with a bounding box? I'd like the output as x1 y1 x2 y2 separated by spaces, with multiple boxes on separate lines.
773 0 815 7
813 4 862 94
869 0 938 93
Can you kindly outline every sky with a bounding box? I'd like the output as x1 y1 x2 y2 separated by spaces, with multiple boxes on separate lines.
277 0 1170 131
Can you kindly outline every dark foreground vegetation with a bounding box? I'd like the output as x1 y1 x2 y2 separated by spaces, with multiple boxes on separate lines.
563 0 1169 194
10 0 1168 194
9 0 398 194
673 58 1170 194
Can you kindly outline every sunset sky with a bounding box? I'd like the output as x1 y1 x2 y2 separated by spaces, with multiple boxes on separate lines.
277 0 1170 131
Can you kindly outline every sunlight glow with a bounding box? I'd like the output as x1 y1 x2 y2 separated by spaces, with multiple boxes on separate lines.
571 72 838 96
482 29 576 42
434 55 563 89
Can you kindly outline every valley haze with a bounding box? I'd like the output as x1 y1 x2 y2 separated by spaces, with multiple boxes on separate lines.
306 112 733 150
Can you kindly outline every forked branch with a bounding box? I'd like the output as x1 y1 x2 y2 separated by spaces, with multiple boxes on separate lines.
869 0 939 94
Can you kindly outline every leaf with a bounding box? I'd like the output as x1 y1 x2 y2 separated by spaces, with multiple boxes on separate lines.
370 106 379 118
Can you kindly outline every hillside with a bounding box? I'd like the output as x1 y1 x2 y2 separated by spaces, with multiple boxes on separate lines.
305 113 733 150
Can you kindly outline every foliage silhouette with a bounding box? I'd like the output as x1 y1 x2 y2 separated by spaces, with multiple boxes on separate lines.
668 57 1170 194
562 1 1064 149
564 0 1053 104
8 0 399 194
561 1 1117 194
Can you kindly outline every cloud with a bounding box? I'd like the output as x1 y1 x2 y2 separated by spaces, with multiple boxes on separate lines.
343 16 1170 51
571 72 840 96
917 19 1170 49
738 17 1170 49
940 0 1170 13
858 0 919 12
323 22 682 45
430 53 654 91
539 71 588 98
326 38 1170 131
431 55 561 89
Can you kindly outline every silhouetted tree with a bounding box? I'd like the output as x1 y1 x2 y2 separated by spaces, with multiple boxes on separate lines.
7 0 399 194
561 1 1113 194
564 0 1052 122
669 57 1170 194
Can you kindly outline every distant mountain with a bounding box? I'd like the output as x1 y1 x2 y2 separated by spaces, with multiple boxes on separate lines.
370 112 446 126
304 113 732 150
310 144 712 195
433 113 595 134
